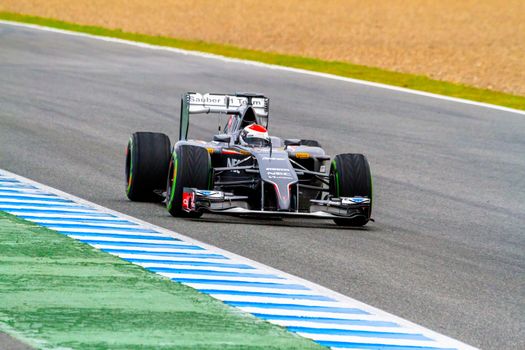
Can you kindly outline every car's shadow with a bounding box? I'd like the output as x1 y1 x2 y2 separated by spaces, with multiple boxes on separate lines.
113 199 374 231
189 214 372 231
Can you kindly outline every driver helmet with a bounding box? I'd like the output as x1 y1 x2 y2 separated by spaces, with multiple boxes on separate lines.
239 124 270 147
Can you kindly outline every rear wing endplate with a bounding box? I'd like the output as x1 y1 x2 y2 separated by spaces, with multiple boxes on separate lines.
179 92 269 140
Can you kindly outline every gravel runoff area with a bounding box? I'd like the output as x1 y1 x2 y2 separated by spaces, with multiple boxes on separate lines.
0 0 523 96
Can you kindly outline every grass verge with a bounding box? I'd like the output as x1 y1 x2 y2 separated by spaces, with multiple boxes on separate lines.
0 11 524 112
0 211 324 350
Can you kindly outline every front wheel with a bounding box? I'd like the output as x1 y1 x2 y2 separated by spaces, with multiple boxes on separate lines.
166 144 212 217
330 153 372 226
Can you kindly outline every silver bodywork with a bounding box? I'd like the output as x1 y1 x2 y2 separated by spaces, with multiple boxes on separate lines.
176 92 371 221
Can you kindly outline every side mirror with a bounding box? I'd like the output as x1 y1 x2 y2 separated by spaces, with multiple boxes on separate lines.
213 134 231 143
284 139 301 146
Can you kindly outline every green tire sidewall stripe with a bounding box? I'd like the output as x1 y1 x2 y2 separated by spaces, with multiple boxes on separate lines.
126 137 133 194
167 153 178 210
331 159 340 197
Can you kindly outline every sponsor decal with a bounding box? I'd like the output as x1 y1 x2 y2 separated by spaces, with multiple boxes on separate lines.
228 96 248 107
251 98 266 107
227 158 241 167
196 190 214 196
262 157 286 161
227 158 241 174
195 190 224 199
187 93 268 114
228 97 267 108
341 197 370 205
182 191 195 211
188 94 268 108
294 152 310 159
266 167 294 180
188 93 226 106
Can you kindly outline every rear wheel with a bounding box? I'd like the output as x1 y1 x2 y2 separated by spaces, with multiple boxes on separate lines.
166 144 212 217
125 132 171 202
330 153 372 226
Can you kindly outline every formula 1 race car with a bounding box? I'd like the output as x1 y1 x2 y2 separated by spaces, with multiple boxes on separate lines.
125 92 372 226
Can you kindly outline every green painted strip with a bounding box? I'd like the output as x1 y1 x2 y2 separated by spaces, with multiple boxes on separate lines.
0 211 325 350
0 11 524 111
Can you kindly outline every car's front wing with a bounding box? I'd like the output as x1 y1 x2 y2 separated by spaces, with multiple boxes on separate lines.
182 188 371 220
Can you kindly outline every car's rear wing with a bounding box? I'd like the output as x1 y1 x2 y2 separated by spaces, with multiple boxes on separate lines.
179 92 269 140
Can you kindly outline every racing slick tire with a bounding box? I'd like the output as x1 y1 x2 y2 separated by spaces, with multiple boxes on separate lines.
166 144 212 218
125 132 171 202
330 153 372 226
300 139 322 148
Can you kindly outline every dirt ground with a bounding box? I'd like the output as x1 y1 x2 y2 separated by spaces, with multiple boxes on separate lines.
1 0 523 95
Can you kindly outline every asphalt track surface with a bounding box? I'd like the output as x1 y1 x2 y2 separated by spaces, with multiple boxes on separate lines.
0 332 32 350
0 24 523 349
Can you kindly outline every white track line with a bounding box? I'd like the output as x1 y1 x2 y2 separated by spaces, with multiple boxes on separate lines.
134 263 257 272
68 236 183 245
0 205 96 211
0 169 478 350
85 245 204 253
8 213 124 220
26 220 140 228
48 227 157 234
0 192 60 199
208 295 354 307
270 321 407 332
296 335 440 347
0 19 523 116
111 253 231 263
156 274 284 283
65 230 168 238
182 283 321 295
234 308 380 319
